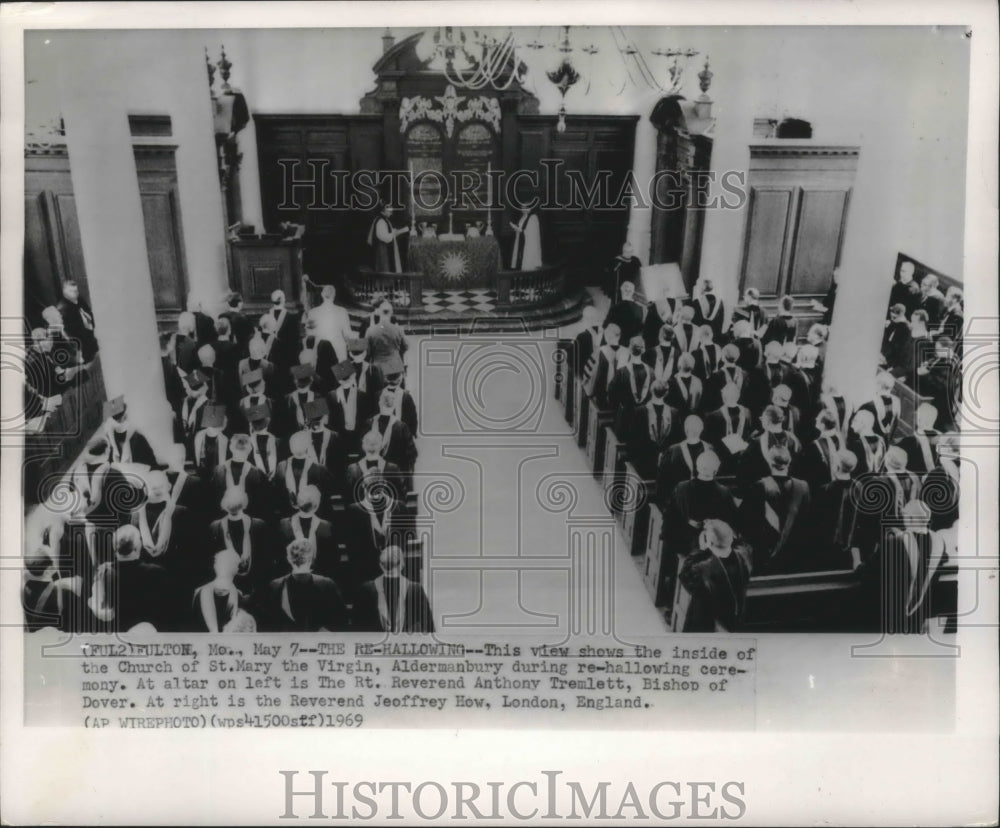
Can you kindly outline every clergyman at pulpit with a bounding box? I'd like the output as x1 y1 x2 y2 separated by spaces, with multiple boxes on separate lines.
368 202 408 273
509 203 542 270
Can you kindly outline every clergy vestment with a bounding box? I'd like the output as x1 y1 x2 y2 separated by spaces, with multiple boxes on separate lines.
344 457 404 506
642 299 683 350
662 478 739 559
655 439 711 505
609 361 652 436
692 292 726 339
792 432 845 495
273 456 335 517
254 572 349 633
57 296 99 362
603 300 645 344
605 253 641 301
510 209 542 270
859 395 902 443
574 326 603 379
675 547 753 633
738 472 811 573
369 214 402 273
208 515 278 594
278 514 337 578
308 301 353 363
355 574 435 633
345 501 408 585
898 430 939 475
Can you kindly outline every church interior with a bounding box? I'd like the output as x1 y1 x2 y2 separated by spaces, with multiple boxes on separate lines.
20 25 968 635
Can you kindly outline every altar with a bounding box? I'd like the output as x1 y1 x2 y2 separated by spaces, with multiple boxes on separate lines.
408 235 503 290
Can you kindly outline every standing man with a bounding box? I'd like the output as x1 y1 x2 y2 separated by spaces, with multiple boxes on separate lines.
308 284 353 364
56 280 98 362
368 202 407 273
605 241 642 302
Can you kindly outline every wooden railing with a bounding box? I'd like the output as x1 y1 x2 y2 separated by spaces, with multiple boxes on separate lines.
24 355 107 507
496 260 567 308
349 268 423 312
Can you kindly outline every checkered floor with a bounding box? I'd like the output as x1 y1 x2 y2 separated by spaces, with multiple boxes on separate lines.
421 289 497 314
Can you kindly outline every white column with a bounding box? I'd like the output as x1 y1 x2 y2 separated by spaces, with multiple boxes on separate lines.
57 54 174 459
625 96 659 264
237 117 266 233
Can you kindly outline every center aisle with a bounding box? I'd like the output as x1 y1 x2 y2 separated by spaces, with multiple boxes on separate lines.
404 330 668 639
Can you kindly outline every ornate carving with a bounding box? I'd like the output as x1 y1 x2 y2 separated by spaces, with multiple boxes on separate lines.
399 84 501 137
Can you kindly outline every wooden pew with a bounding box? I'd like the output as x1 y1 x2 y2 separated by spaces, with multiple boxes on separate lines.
601 426 628 520
574 374 589 447
585 401 615 478
622 460 656 556
555 339 575 426
641 503 666 606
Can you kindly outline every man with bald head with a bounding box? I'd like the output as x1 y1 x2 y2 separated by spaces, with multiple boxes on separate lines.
603 279 644 344
663 450 739 562
130 468 193 584
656 414 712 506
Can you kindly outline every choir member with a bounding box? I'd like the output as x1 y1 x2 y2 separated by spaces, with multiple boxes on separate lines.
362 388 418 493
192 405 229 478
302 398 346 481
246 402 283 479
278 484 337 579
920 432 959 532
308 283 353 364
196 344 226 404
901 308 934 385
761 295 797 347
210 434 272 519
603 280 644 344
664 352 703 416
792 343 822 421
159 332 185 416
917 273 946 327
888 260 921 318
509 202 542 271
159 443 205 514
809 450 862 571
584 323 623 408
846 409 886 476
131 469 196 587
238 338 278 398
692 324 721 382
705 344 748 412
819 383 853 440
574 306 604 379
778 343 811 414
642 289 683 350
191 549 257 633
915 336 960 431
355 546 435 634
284 362 321 434
346 336 385 424
746 341 787 415
345 430 405 506
663 451 739 562
329 361 364 453
671 304 698 354
691 279 726 339
705 382 752 473
656 414 712 505
300 316 338 391
93 525 178 632
675 520 752 633
770 384 801 438
173 311 200 373
793 408 847 495
253 539 350 633
266 288 301 377
609 335 653 436
219 291 254 350
69 437 132 527
102 396 157 467
376 354 417 437
737 405 801 494
209 486 279 594
644 324 678 385
736 287 767 338
738 445 811 573
897 403 940 474
238 368 273 434
346 475 407 588
274 431 336 518
211 318 242 407
56 279 99 362
730 318 763 371
858 371 902 443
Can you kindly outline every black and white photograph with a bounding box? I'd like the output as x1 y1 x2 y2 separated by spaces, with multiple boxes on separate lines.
1 2 997 825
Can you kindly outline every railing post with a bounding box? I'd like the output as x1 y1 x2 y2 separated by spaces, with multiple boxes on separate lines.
408 272 422 309
497 271 512 306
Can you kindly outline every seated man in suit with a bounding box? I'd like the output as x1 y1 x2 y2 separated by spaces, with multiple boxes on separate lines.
738 445 811 574
302 398 347 486
210 433 272 519
192 405 229 478
737 405 801 495
362 388 418 493
102 396 158 468
574 305 604 379
915 335 960 432
209 486 279 595
584 322 623 410
793 408 846 496
278 484 337 580
898 402 940 474
664 352 703 417
345 430 405 506
274 430 336 519
656 414 712 506
602 280 644 344
675 519 753 633
246 402 284 479
881 303 913 374
253 539 349 633
355 546 435 634
609 335 653 437
888 260 921 318
858 371 902 444
934 286 964 356
705 382 752 474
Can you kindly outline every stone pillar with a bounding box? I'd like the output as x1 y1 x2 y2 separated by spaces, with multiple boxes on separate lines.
57 54 174 459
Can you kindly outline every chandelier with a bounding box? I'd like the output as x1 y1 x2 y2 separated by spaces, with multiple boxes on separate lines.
423 26 706 106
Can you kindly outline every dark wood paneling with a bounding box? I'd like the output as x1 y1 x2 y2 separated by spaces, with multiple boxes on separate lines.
742 186 794 296
790 188 850 295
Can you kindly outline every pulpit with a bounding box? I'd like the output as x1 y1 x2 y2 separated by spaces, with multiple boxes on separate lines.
229 224 305 309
